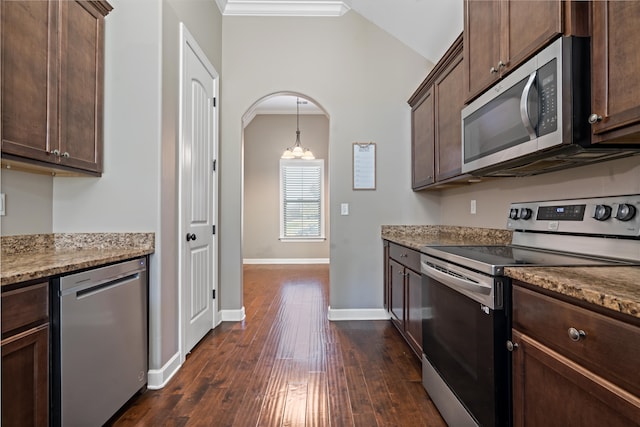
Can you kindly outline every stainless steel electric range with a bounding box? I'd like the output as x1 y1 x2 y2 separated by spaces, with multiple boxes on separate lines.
420 194 640 427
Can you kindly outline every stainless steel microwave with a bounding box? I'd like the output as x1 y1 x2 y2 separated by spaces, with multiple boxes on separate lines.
461 36 640 177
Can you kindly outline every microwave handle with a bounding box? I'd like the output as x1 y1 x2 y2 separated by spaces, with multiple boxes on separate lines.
520 71 537 140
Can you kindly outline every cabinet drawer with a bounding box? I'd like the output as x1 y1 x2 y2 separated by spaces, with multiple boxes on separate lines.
513 285 640 397
388 243 421 272
1 282 49 338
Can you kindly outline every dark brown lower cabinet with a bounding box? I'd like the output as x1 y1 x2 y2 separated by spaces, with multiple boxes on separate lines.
511 283 640 427
1 281 49 427
386 242 422 358
511 330 640 427
1 325 49 427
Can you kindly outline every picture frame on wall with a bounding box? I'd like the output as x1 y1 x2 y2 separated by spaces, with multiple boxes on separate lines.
352 142 376 190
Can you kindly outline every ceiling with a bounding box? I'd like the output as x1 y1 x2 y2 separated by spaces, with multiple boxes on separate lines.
218 0 463 117
215 0 463 64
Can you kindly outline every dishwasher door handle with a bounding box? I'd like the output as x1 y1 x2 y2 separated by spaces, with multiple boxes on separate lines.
73 273 140 299
60 268 144 298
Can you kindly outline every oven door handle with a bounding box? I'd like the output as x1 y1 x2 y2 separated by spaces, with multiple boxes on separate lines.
421 262 492 296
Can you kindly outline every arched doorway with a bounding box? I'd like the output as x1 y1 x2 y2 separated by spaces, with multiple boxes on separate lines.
241 92 330 266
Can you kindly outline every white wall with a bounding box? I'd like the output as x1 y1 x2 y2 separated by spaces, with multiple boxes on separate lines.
244 114 330 260
221 12 440 313
438 156 640 227
0 170 53 236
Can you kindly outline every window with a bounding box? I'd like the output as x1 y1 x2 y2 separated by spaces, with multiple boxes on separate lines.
280 159 325 241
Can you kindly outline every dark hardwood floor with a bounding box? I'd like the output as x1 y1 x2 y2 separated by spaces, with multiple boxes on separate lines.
111 264 446 426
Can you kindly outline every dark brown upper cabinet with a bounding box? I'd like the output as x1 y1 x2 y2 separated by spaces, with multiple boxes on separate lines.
1 0 112 176
463 0 588 103
590 1 640 144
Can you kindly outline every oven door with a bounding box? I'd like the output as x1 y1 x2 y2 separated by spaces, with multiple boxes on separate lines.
421 255 509 427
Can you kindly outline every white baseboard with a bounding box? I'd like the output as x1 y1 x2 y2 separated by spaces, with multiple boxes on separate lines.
243 258 329 265
221 306 246 321
147 351 181 390
327 306 391 321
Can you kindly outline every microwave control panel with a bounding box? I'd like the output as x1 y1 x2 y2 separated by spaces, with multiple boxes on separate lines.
537 58 557 137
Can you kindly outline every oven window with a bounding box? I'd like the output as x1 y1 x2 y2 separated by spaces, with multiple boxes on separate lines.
422 275 508 426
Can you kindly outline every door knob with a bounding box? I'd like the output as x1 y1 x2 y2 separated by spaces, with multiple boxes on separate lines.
186 233 197 242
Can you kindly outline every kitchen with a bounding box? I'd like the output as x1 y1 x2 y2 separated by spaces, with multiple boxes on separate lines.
2 0 640 426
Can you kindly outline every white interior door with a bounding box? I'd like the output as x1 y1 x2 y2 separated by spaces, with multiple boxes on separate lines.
179 23 219 356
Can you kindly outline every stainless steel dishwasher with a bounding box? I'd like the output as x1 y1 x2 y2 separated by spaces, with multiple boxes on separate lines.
51 257 148 427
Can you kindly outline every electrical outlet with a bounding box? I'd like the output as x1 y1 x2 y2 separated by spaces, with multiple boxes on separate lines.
470 199 477 214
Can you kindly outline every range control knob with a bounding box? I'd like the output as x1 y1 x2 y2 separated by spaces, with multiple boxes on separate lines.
519 208 533 220
509 208 519 220
615 204 637 222
593 204 612 221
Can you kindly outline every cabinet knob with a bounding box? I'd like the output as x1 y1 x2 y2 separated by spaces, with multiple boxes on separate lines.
490 66 498 74
62 152 70 158
506 340 519 352
588 113 603 124
497 60 506 68
400 253 408 258
568 327 586 342
50 149 60 156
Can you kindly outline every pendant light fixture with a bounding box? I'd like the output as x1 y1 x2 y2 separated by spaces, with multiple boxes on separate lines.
281 97 315 160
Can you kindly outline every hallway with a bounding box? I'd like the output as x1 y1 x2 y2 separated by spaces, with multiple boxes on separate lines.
111 264 446 426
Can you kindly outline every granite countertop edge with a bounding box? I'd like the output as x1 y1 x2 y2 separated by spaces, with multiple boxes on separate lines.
381 225 640 320
1 232 155 287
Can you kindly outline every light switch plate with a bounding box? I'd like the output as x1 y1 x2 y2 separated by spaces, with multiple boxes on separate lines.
470 199 477 214
0 193 5 216
340 203 349 216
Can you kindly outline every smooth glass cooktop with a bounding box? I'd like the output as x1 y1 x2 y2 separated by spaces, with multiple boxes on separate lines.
422 245 634 275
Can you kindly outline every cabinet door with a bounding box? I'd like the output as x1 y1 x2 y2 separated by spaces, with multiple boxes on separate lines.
388 259 405 329
503 0 562 75
411 87 435 189
591 1 640 143
463 0 501 101
435 51 464 181
1 0 58 162
511 330 640 427
1 325 49 427
58 0 106 173
405 268 422 356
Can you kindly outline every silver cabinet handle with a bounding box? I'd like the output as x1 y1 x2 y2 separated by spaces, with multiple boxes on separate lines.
506 340 519 352
51 149 60 156
568 327 586 342
62 152 70 158
490 66 498 74
588 113 603 124
497 60 506 68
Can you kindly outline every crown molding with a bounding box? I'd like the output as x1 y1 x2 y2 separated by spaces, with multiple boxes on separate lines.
221 1 350 17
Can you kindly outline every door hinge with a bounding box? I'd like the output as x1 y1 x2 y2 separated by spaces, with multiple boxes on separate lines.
212 97 216 107
212 159 216 172
212 225 216 235
212 289 216 299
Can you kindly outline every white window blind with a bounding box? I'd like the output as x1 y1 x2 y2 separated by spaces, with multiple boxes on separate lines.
280 159 324 240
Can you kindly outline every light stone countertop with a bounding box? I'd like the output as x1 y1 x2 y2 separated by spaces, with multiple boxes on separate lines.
1 233 154 287
505 266 640 320
381 225 512 250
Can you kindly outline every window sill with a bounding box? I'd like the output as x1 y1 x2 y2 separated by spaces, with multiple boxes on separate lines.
279 237 326 243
